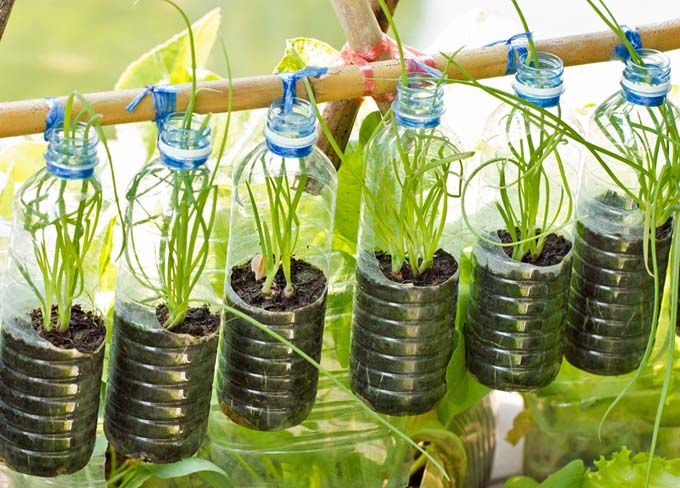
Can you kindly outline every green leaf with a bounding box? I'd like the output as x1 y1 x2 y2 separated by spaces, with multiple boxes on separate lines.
359 111 383 146
144 457 229 483
114 8 221 161
505 460 584 488
437 249 491 422
115 8 221 90
273 37 339 73
0 143 47 219
331 112 383 254
585 449 680 488
541 459 584 487
505 477 541 488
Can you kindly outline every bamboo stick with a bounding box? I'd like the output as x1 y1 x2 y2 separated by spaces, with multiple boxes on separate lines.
0 0 16 42
1 18 680 138
318 0 398 167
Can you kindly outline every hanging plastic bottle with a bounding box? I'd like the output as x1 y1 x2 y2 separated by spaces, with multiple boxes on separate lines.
465 50 582 391
565 48 677 375
350 69 467 416
0 110 106 476
216 67 338 431
105 103 224 462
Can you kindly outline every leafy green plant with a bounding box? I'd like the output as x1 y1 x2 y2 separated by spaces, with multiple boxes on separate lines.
459 0 573 262
124 0 233 329
506 448 680 488
355 0 473 278
16 92 122 332
246 159 307 298
364 118 471 276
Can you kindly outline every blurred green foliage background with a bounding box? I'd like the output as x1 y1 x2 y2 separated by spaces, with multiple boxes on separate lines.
0 0 423 101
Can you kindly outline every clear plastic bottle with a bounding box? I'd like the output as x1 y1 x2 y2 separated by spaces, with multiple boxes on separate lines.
466 51 581 391
565 49 677 375
217 96 337 431
0 124 106 476
350 73 462 416
105 113 222 462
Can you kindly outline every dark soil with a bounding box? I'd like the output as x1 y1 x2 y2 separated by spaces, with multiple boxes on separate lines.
156 304 220 337
376 249 458 286
231 258 326 312
656 217 673 240
32 305 105 354
498 229 572 267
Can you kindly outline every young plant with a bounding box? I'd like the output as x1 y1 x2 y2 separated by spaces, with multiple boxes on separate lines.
360 0 473 277
363 123 470 276
463 0 574 263
16 92 121 332
246 158 307 298
124 0 232 329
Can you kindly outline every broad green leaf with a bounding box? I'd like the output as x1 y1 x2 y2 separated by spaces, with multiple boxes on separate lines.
0 143 47 219
541 459 584 487
114 8 222 161
273 37 339 73
505 477 541 488
585 449 680 488
332 113 381 254
0 165 16 220
115 8 221 90
437 249 490 423
145 457 229 484
359 110 382 146
505 460 584 488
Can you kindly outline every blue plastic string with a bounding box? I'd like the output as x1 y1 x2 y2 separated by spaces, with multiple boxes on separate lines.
125 84 181 129
613 25 642 62
406 58 445 80
485 32 533 75
276 66 328 114
44 98 65 142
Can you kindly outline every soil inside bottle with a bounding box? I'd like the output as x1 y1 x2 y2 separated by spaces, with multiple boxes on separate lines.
31 304 105 353
231 257 326 311
497 229 572 266
156 304 220 337
376 248 458 286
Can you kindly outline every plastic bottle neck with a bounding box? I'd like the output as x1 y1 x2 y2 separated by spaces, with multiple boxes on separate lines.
158 113 212 170
621 49 671 107
392 74 444 129
45 124 99 179
512 51 565 108
264 98 318 158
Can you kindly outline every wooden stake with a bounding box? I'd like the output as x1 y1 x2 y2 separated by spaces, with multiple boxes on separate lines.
318 0 398 167
1 18 680 138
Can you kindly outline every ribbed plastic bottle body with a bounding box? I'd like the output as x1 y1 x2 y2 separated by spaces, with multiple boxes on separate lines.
351 76 461 416
0 126 105 476
105 113 220 463
465 52 580 391
217 96 337 431
565 49 677 375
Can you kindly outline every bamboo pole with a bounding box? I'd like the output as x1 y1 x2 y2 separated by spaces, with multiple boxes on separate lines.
0 0 16 42
1 18 680 138
318 0 398 167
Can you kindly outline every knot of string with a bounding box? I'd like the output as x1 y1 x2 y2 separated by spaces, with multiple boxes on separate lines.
484 32 533 75
341 33 437 102
276 66 328 113
612 25 642 61
44 97 65 141
125 84 181 130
